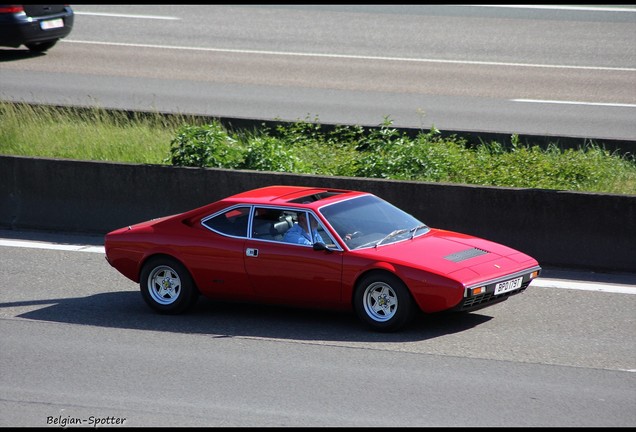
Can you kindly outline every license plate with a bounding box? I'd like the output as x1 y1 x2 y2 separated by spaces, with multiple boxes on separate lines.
40 18 64 30
494 276 523 295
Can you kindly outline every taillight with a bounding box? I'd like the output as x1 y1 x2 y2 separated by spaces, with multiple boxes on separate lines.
0 5 25 14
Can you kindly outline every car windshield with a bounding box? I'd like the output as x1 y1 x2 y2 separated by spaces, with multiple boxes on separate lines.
319 195 429 250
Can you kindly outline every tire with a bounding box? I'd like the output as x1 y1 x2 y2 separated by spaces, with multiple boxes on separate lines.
354 273 415 332
25 40 58 52
139 257 199 314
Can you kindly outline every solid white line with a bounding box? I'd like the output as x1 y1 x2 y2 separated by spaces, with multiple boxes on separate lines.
513 99 636 108
74 5 636 17
530 278 636 294
2 238 634 294
470 5 636 13
61 40 636 73
0 239 105 254
74 12 180 20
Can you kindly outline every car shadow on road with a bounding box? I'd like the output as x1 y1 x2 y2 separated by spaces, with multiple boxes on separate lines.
7 291 493 342
0 48 46 62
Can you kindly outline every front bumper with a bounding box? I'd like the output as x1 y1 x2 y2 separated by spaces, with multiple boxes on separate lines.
453 266 541 312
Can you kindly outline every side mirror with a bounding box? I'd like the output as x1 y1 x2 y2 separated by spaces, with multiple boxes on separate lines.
312 242 332 253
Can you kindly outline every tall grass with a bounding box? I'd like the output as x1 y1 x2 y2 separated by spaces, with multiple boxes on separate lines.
1 101 635 195
0 102 189 163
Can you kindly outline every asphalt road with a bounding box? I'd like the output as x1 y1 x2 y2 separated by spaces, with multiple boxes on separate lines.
1 5 635 427
0 4 634 140
0 230 635 427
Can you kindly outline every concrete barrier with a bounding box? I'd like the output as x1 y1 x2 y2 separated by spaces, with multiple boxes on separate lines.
1 155 635 272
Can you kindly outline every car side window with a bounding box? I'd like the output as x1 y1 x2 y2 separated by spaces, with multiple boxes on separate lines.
251 207 294 241
202 206 250 237
273 210 337 247
305 213 338 248
313 219 336 248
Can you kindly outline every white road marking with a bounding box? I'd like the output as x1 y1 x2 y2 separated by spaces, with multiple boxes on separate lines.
74 12 180 20
471 5 636 13
513 99 636 109
0 238 105 254
529 278 636 294
61 40 636 73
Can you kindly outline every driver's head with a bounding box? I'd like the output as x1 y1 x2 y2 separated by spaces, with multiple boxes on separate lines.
298 212 317 230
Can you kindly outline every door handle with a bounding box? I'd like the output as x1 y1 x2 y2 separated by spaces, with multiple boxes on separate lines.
246 248 259 257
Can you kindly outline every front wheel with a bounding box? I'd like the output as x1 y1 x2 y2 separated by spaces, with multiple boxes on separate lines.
139 257 198 314
354 273 415 332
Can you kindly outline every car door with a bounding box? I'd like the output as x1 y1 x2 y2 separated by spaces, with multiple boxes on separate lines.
243 208 344 307
194 206 253 298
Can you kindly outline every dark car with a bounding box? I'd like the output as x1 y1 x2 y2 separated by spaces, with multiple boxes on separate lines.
0 4 74 52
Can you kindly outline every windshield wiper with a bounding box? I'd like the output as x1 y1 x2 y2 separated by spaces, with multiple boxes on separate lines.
410 224 427 239
374 229 409 247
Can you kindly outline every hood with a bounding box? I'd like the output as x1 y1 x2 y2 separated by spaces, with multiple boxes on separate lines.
354 228 538 284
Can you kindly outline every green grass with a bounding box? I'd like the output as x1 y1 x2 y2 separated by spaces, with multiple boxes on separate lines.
0 102 186 164
1 101 635 195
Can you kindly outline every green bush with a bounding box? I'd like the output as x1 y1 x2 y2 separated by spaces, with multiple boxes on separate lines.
167 123 243 168
242 135 306 172
162 115 636 194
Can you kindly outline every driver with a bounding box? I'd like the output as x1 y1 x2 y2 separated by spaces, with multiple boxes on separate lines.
283 212 325 245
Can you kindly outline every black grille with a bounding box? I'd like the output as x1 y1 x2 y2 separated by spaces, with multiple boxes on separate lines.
457 280 530 311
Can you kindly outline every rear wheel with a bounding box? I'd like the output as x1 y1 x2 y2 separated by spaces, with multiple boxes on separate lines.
139 257 198 314
354 273 415 332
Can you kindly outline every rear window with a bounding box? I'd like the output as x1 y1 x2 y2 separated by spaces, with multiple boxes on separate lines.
202 206 250 237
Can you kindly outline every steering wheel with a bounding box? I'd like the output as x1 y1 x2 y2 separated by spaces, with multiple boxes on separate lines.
345 231 362 242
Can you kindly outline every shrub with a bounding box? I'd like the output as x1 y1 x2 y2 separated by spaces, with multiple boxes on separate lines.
241 135 306 172
167 122 243 168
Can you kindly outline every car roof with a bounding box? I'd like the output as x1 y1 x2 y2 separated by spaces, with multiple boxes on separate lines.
176 185 371 226
225 185 367 207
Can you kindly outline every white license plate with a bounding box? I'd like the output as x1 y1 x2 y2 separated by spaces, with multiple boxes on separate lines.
494 276 523 295
40 18 64 30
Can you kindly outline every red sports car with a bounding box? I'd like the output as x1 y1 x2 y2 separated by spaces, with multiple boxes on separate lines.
105 185 541 331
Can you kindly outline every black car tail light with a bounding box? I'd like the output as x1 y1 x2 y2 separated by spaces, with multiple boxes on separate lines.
0 5 24 14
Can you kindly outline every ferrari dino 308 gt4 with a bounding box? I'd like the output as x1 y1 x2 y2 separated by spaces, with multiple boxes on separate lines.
105 185 541 331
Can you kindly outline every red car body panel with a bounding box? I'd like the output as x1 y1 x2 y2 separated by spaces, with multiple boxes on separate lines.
343 231 538 312
105 185 541 316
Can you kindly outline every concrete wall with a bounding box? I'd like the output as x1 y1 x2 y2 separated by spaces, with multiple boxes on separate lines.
1 155 635 272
